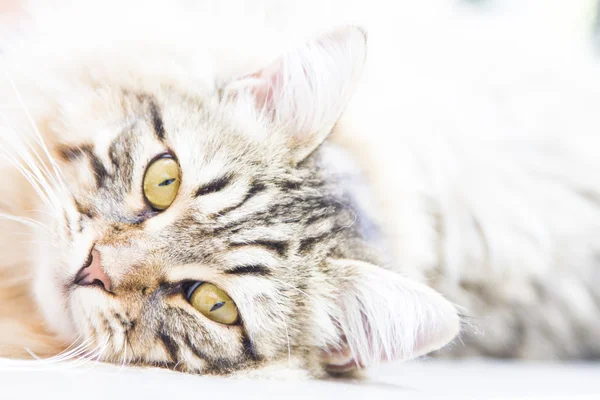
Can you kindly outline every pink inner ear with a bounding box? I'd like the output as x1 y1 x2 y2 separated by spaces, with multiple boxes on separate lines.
321 260 460 372
246 61 283 116
323 313 371 373
323 313 395 373
226 26 367 163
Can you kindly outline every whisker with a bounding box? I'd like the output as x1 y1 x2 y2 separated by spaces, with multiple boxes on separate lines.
0 152 58 213
120 334 128 372
70 336 111 370
1 337 103 372
0 62 69 194
29 208 59 222
25 335 87 364
22 240 57 248
272 301 292 367
88 336 111 370
0 212 55 234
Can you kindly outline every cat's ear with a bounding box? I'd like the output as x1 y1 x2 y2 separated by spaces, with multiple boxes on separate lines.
322 259 460 373
225 26 367 163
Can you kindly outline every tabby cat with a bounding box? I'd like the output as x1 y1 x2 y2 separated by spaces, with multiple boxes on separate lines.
1 0 599 379
0 2 459 378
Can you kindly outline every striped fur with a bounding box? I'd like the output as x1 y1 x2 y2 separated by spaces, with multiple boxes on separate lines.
0 21 458 378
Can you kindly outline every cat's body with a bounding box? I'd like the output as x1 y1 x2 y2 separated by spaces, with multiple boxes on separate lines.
0 0 599 378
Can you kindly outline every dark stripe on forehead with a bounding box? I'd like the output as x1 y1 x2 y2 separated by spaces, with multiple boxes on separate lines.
81 145 109 187
108 141 120 170
195 174 233 197
59 144 109 187
57 145 84 161
215 181 267 216
148 99 166 141
229 239 289 257
107 128 138 187
298 233 331 254
224 264 272 276
73 198 94 219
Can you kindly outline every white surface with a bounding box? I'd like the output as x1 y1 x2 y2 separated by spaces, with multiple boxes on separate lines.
1 359 598 399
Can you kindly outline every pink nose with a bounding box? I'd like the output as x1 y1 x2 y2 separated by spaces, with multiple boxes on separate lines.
74 249 112 292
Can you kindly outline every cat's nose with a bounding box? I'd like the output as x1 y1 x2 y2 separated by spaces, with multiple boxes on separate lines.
74 249 112 292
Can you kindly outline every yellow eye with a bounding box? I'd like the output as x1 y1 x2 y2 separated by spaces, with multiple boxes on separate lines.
143 156 181 210
187 283 239 325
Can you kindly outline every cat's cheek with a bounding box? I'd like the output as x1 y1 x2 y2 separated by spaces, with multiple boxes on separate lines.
31 231 78 342
32 253 78 341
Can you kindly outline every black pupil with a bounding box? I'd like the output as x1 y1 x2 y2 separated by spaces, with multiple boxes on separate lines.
210 301 226 312
159 178 176 187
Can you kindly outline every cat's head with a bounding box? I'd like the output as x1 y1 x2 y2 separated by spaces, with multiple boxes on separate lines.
28 27 459 377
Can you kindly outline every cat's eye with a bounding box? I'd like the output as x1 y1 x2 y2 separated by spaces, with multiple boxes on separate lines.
143 156 181 210
186 282 239 325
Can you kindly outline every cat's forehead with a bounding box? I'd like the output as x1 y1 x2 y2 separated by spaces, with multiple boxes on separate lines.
57 88 274 166
54 87 298 241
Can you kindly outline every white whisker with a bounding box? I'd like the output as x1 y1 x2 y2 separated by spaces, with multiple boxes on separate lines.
30 208 59 222
0 152 58 213
0 62 69 194
0 212 55 234
272 301 292 367
22 240 57 248
120 335 128 372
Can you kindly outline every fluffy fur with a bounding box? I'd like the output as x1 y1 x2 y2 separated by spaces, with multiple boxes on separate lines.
0 0 599 380
0 0 460 377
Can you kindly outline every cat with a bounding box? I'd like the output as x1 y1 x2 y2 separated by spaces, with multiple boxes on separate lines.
0 0 599 379
0 0 460 377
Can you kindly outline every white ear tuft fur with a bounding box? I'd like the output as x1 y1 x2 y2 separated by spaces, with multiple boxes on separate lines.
227 26 367 163
324 259 460 371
